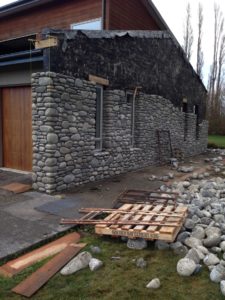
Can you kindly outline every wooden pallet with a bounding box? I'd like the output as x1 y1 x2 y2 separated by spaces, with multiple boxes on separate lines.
61 203 188 242
95 204 187 242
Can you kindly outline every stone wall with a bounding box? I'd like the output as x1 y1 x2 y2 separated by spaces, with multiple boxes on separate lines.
32 71 208 193
46 30 207 120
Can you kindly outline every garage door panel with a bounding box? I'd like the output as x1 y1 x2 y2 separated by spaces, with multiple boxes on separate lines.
2 87 32 171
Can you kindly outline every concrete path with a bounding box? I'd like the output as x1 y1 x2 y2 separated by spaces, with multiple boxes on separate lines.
0 153 211 261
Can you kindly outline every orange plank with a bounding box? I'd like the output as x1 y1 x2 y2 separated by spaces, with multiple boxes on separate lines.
0 183 31 194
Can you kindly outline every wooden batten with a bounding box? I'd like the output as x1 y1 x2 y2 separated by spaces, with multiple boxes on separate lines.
35 36 58 49
88 75 109 86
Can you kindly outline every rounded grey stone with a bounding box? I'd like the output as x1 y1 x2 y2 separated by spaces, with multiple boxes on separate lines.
176 231 190 243
64 174 75 184
191 226 205 240
184 218 195 230
155 240 170 250
39 77 53 85
220 241 225 252
203 234 221 248
45 158 57 167
146 278 160 289
60 147 70 154
210 264 225 283
185 248 200 264
220 280 225 296
136 257 147 268
203 253 220 266
40 125 53 133
177 258 196 276
45 108 58 117
184 237 202 248
90 246 101 254
127 238 147 250
47 133 58 144
71 134 81 141
89 258 103 271
61 252 92 275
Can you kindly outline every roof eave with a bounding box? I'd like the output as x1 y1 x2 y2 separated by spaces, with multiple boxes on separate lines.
0 0 54 18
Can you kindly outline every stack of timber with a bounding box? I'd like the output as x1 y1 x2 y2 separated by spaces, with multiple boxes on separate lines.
1 232 86 298
61 203 188 242
0 232 80 278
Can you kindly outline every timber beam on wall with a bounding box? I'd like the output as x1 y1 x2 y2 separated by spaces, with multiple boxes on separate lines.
89 75 109 86
34 36 58 49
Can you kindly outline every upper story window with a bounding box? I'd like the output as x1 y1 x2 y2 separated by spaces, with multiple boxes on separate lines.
71 18 102 30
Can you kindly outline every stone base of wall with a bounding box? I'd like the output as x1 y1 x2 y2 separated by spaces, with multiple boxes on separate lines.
32 72 208 193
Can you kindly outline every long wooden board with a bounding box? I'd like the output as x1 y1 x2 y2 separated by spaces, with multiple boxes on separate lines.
12 243 86 298
0 232 80 278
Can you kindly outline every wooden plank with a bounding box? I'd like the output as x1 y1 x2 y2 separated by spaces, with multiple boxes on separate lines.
89 74 109 86
152 205 163 212
12 243 86 298
0 232 80 278
159 226 175 234
35 36 58 49
121 204 143 230
0 183 31 194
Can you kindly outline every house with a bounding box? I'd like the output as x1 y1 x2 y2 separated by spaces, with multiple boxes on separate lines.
0 0 208 193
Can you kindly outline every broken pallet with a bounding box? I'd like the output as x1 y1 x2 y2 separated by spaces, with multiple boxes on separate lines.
61 203 188 242
116 189 178 206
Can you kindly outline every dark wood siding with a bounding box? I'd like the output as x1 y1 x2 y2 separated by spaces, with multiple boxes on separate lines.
106 0 160 30
2 87 32 171
0 0 102 41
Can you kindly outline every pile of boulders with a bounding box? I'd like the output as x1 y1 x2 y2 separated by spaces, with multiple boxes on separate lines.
157 150 225 295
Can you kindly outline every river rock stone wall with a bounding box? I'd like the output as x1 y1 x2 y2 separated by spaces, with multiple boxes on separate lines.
32 72 208 193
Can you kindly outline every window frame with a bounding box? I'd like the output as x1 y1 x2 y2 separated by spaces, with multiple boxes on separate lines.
126 91 135 147
71 18 102 30
95 85 103 151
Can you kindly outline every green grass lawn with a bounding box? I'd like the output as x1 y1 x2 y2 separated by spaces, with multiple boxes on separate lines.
208 135 225 148
0 231 223 300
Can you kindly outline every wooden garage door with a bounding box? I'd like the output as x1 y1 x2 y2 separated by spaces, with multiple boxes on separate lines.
2 87 32 171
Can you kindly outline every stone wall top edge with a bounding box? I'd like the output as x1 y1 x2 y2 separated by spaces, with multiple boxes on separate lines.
31 71 96 86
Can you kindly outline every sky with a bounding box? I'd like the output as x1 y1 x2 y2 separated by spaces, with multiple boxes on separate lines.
1 0 225 86
152 0 225 86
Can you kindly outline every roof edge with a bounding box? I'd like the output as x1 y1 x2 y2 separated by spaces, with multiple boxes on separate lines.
0 0 55 17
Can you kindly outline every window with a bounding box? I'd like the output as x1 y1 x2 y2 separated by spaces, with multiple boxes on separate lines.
71 18 102 30
182 102 188 113
126 91 135 146
182 99 188 140
194 105 200 139
95 86 103 150
181 98 188 113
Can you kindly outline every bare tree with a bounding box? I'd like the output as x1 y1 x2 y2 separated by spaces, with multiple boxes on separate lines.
208 4 224 108
196 3 204 79
208 4 225 134
183 3 194 61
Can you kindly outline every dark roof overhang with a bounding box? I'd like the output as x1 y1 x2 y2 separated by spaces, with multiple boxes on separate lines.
0 0 55 18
